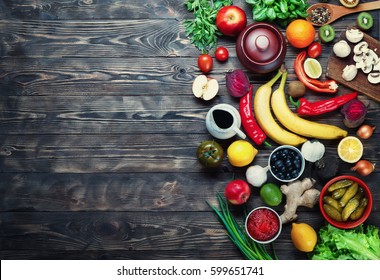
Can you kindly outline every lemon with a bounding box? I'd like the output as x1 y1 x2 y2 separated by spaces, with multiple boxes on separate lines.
227 140 258 167
337 136 363 163
291 223 317 252
303 58 322 79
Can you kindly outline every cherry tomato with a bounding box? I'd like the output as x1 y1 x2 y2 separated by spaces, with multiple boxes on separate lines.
196 140 224 167
197 54 213 73
215 46 229 62
307 42 322 58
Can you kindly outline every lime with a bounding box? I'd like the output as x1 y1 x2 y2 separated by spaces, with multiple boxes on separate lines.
337 136 363 163
260 183 283 206
303 58 322 79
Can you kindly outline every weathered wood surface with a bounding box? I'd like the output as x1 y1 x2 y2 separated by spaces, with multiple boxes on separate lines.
0 0 379 260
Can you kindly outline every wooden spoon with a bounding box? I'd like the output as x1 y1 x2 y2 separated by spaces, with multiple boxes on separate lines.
307 2 380 26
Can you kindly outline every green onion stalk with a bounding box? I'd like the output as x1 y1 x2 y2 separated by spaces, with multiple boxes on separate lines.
207 193 278 260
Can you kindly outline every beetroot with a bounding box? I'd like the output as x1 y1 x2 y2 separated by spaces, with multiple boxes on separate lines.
226 69 250 98
341 99 368 128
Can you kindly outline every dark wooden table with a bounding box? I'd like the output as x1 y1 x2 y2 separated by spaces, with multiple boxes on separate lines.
1 0 379 260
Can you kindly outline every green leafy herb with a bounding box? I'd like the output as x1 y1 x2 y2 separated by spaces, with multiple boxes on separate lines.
184 0 232 53
207 193 278 260
310 224 380 260
245 0 310 27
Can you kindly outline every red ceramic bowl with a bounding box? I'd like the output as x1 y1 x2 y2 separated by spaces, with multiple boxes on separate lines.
319 175 372 229
236 23 287 74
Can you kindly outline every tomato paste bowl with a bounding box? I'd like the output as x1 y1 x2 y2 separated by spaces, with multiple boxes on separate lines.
268 145 305 183
319 175 373 229
236 23 287 74
245 206 282 244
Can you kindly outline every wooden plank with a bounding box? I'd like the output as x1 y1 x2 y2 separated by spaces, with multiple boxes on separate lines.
0 211 325 260
0 19 197 58
0 172 379 211
0 0 189 20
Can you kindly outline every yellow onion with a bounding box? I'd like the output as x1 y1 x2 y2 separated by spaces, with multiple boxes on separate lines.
351 159 375 176
356 124 375 139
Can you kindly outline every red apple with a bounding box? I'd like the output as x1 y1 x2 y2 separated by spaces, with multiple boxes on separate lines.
224 179 251 205
216 6 247 37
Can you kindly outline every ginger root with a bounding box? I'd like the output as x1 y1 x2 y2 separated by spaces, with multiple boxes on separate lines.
280 177 320 224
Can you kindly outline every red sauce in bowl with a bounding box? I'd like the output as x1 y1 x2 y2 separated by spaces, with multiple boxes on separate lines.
246 208 280 242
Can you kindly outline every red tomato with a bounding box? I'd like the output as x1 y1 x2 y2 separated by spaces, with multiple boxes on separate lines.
215 46 229 62
197 54 213 73
307 42 322 58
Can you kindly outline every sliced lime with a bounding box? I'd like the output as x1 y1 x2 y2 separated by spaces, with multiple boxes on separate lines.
303 58 322 79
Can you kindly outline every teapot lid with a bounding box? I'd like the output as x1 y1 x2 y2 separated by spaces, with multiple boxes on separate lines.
243 25 284 63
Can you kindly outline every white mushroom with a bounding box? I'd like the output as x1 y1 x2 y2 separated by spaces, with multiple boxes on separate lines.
353 41 369 55
342 65 358 81
368 72 380 84
346 28 364 43
333 40 351 58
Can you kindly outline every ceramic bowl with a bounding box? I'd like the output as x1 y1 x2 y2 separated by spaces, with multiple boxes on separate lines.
268 145 305 183
236 23 287 74
319 175 373 229
245 206 282 244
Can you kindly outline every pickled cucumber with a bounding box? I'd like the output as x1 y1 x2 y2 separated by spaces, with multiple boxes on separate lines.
339 182 358 207
342 198 360 221
332 188 347 200
350 197 368 221
328 179 353 192
323 196 343 212
323 203 342 222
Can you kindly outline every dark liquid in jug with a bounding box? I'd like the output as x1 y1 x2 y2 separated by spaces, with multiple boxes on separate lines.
213 109 233 129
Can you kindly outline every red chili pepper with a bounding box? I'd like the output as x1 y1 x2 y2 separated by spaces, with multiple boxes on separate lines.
289 92 358 116
294 51 338 94
239 85 271 146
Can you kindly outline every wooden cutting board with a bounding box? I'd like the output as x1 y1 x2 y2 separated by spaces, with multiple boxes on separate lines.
326 29 380 102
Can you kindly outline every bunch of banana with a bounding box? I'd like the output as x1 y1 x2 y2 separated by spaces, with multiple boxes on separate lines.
253 69 307 146
254 67 347 146
271 71 348 139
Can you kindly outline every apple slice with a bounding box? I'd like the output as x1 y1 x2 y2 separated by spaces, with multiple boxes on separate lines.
192 75 219 101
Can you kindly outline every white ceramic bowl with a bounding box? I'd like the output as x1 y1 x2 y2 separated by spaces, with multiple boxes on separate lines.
245 206 282 244
268 145 305 183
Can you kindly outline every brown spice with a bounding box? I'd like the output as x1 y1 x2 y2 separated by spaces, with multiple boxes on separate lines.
310 6 331 25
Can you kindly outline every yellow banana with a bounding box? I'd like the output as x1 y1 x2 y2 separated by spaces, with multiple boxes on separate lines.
254 69 307 146
271 71 348 139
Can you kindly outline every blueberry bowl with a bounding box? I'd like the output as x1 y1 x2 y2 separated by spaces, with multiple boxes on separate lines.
268 145 305 183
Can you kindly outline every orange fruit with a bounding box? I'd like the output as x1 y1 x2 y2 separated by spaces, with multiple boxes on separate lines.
286 19 316 48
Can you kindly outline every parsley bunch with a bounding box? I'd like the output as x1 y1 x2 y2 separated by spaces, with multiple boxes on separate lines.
184 0 232 53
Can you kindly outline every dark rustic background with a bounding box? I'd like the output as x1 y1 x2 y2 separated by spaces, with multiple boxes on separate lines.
0 0 379 260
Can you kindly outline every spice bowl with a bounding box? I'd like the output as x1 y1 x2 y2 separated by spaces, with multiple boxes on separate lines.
320 175 373 229
236 23 287 74
245 207 282 244
268 145 305 183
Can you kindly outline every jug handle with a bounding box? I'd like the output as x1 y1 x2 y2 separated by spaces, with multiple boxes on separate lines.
233 127 246 139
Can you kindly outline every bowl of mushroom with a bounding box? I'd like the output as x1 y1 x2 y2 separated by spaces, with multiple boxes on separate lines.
333 27 379 84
